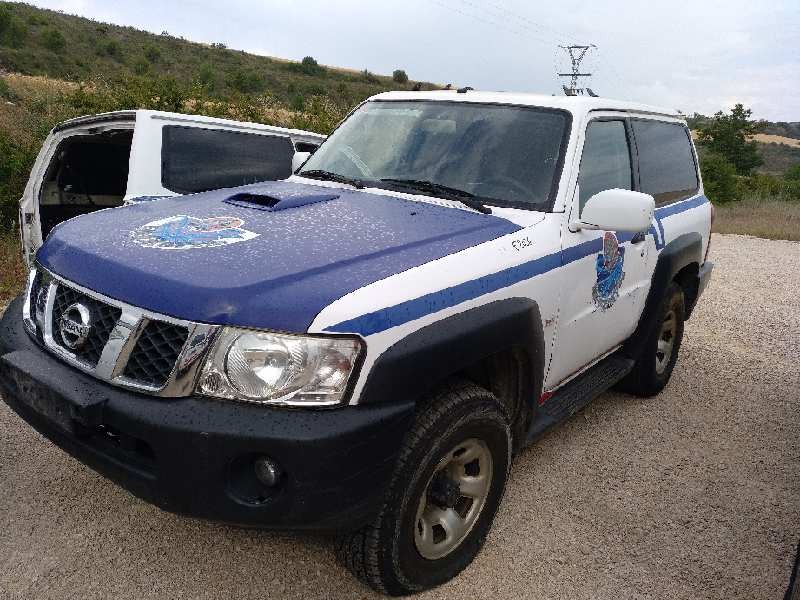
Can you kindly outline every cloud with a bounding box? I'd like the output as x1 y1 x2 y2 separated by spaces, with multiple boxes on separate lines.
25 0 800 120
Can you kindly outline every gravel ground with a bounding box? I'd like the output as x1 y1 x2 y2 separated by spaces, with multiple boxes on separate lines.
1 233 798 600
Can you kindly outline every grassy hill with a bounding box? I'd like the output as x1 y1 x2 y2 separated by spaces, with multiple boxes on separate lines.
0 1 436 108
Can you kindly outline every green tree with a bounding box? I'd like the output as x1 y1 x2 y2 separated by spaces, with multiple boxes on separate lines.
226 68 262 93
392 69 408 84
697 104 765 175
292 56 324 76
41 27 66 52
0 6 28 48
144 44 161 63
196 63 215 89
699 151 737 203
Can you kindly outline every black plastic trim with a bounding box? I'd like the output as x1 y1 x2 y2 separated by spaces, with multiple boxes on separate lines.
624 232 702 357
358 298 544 410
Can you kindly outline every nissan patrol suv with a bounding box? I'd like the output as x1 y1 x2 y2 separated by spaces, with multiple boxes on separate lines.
0 90 713 595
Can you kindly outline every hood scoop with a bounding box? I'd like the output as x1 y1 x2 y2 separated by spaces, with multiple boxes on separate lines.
223 190 339 212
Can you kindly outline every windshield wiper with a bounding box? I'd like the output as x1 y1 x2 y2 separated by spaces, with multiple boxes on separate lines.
300 169 365 189
379 178 491 214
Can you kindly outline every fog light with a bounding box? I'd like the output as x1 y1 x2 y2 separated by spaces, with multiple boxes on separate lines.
254 456 282 487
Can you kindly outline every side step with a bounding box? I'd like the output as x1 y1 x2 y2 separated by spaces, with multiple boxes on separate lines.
525 353 635 445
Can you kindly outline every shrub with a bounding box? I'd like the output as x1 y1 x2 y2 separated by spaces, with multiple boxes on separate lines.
289 95 345 135
99 38 121 58
362 69 379 83
290 93 305 111
0 132 36 230
288 56 325 76
226 69 262 93
699 151 737 203
0 7 10 34
392 69 408 84
41 27 66 52
196 63 215 89
133 57 149 75
0 8 28 48
144 44 161 63
0 77 15 100
786 164 800 182
736 173 800 202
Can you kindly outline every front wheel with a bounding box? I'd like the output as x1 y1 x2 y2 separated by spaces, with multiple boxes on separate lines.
336 381 511 596
619 281 685 397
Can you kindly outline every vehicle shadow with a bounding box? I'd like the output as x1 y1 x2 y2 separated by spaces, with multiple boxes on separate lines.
0 402 383 600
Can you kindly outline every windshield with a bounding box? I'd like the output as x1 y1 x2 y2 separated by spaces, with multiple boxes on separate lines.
299 100 569 210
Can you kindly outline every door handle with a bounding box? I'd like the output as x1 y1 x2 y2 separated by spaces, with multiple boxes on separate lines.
631 231 646 244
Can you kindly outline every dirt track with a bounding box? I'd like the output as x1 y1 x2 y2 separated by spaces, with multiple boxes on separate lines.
1 233 798 600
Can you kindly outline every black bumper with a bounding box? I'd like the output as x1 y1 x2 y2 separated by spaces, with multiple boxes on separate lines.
0 295 414 532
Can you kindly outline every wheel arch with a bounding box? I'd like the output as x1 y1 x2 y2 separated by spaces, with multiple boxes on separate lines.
356 298 545 449
625 232 702 357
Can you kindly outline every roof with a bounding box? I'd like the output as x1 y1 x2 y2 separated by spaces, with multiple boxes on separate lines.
370 90 682 119
52 109 326 139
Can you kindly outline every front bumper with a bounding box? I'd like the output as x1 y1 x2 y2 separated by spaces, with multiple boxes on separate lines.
0 295 414 532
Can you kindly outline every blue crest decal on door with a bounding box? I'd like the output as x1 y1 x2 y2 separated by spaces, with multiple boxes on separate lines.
130 215 259 249
592 231 625 311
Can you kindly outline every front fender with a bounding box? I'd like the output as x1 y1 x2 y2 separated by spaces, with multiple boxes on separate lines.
357 298 544 408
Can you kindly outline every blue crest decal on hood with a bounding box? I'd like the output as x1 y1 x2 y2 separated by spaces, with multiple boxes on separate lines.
130 215 259 249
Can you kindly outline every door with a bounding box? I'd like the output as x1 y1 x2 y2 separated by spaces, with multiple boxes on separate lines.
546 117 653 388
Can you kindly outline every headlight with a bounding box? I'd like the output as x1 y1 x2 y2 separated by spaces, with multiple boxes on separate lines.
196 327 363 407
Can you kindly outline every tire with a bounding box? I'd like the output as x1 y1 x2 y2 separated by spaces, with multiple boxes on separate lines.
336 380 512 596
618 281 685 397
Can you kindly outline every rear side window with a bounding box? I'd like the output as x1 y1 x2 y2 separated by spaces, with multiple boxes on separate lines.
632 120 698 205
161 126 294 194
578 120 633 211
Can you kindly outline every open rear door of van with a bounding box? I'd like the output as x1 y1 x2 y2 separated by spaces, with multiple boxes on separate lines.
19 111 136 266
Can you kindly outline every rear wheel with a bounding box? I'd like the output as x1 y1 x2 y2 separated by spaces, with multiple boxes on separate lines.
619 282 685 397
336 381 511 596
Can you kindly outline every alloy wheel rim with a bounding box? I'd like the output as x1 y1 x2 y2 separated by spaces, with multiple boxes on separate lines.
414 438 493 560
655 309 676 375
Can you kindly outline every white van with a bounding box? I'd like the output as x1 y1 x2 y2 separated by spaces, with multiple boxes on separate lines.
18 109 325 264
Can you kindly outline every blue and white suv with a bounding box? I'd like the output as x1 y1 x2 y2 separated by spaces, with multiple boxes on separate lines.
0 90 713 595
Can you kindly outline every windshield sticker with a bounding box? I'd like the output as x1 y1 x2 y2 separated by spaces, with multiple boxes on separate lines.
592 231 625 311
130 215 259 249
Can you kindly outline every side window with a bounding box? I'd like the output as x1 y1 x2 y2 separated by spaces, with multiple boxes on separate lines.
632 120 698 205
161 126 294 194
578 120 632 211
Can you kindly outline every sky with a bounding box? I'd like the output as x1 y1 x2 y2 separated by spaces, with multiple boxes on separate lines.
25 0 800 121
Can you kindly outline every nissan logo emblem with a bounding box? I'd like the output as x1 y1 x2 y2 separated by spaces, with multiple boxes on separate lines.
59 303 92 350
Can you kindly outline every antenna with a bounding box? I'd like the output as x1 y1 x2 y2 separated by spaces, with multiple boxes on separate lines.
558 44 596 96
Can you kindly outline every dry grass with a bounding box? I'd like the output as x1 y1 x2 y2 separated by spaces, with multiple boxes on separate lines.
713 197 800 241
751 133 800 149
0 233 26 307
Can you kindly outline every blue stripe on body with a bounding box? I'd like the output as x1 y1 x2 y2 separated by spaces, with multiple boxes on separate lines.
326 195 708 336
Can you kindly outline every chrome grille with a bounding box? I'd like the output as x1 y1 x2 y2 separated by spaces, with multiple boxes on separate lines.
123 321 188 387
22 267 218 397
51 285 122 367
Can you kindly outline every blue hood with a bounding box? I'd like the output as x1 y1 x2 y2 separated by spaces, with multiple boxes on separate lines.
37 181 521 332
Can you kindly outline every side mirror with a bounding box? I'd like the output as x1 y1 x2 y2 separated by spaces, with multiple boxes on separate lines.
292 151 311 173
570 189 654 233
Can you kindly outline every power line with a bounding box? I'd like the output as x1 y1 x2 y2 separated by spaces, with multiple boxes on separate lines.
431 0 563 49
451 0 570 46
